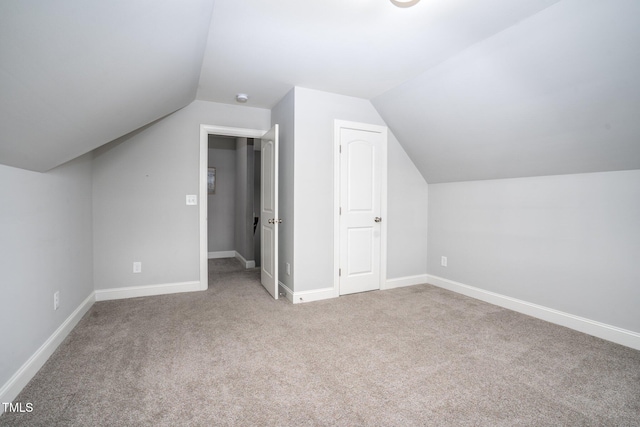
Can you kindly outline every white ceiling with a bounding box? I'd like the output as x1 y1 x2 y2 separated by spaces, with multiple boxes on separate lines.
1 0 639 181
196 0 562 108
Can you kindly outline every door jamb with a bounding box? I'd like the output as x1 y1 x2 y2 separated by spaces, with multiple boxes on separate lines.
332 120 388 296
199 124 267 290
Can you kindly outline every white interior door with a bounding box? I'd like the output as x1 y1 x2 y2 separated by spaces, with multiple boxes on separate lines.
338 124 386 295
260 124 279 299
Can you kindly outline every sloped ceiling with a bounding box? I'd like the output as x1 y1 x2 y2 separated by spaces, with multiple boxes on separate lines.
196 0 562 108
2 0 638 181
373 0 640 183
0 0 214 172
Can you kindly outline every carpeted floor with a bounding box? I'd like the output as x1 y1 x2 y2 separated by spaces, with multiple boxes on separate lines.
2 258 639 426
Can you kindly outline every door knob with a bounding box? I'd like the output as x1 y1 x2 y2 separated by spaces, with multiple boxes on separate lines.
374 217 382 223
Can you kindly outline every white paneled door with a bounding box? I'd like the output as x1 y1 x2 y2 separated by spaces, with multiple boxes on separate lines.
337 122 387 295
261 124 279 299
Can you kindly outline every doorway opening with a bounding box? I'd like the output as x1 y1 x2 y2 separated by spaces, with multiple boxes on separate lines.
206 135 261 273
198 124 265 290
198 123 279 299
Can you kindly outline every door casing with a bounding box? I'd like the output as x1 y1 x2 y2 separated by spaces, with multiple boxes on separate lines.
199 124 267 291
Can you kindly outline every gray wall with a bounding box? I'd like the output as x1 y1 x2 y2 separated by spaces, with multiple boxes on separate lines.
427 170 640 333
271 89 295 291
234 138 255 262
253 149 261 266
293 87 429 292
387 133 429 279
208 136 236 253
0 155 93 391
93 100 270 290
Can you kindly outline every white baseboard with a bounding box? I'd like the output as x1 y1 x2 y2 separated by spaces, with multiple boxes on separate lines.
235 252 255 269
278 282 337 304
278 274 429 305
385 274 429 290
209 251 255 268
0 292 95 412
208 251 235 259
278 281 294 303
426 274 640 351
95 281 203 301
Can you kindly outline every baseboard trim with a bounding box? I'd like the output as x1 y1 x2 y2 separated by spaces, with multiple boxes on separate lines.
426 274 640 351
209 251 256 269
0 292 95 412
95 281 203 302
208 251 235 259
278 282 337 304
278 281 294 303
385 274 429 290
235 252 255 269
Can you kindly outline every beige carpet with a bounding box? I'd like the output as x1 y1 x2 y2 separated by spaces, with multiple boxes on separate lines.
2 258 639 426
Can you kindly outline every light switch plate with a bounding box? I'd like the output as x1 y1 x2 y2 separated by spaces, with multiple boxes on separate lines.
186 195 197 205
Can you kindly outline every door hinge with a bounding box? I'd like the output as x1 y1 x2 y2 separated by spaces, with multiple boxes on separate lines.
339 145 342 153
339 207 342 215
339 268 342 277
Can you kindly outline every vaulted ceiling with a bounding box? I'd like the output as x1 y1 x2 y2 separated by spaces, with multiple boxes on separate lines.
374 0 640 182
2 0 639 181
0 0 215 172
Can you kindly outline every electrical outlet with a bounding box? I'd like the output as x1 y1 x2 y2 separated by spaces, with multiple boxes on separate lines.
286 262 291 276
133 262 142 273
54 291 60 310
441 256 448 267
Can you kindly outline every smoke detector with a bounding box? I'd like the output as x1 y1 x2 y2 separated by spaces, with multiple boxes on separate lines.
236 93 249 103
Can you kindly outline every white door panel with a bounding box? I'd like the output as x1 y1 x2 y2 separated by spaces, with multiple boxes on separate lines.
262 226 274 277
261 124 279 299
348 142 375 211
338 124 386 296
347 227 374 275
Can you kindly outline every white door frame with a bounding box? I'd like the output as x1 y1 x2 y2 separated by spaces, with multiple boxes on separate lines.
333 120 388 296
199 124 267 290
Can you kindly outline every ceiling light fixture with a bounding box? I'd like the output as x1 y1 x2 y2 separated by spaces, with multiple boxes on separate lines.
236 93 249 103
390 0 420 7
